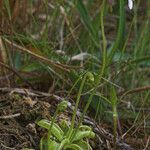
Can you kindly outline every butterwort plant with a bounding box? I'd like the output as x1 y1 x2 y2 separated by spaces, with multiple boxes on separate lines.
37 72 95 150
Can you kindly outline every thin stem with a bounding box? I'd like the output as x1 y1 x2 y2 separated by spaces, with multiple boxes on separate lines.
47 109 59 143
98 0 107 85
68 74 86 137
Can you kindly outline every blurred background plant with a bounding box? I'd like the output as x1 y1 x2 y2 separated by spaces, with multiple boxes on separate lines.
0 0 150 149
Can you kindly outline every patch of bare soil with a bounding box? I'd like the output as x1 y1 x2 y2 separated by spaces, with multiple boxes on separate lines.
0 88 56 149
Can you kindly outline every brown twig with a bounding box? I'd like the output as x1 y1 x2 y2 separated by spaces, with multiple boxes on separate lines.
119 86 150 98
0 113 20 119
2 37 72 72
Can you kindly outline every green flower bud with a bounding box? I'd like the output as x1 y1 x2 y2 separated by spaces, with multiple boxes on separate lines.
57 100 68 112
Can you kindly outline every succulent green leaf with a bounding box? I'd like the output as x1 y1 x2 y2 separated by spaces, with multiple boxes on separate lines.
79 125 92 131
40 137 48 150
37 119 64 141
48 139 59 150
73 130 95 142
58 139 69 150
64 143 83 150
75 140 93 150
